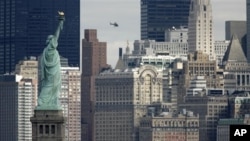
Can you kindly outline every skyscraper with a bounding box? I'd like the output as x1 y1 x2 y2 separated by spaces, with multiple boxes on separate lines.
188 0 215 60
81 29 108 141
225 21 246 56
0 75 37 141
0 0 80 74
61 67 81 141
226 21 246 41
141 0 191 41
247 0 250 61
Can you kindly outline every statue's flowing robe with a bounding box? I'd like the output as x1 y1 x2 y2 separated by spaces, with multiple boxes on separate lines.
38 36 61 108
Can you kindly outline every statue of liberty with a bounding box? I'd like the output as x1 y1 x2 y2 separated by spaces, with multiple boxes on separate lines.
36 12 65 110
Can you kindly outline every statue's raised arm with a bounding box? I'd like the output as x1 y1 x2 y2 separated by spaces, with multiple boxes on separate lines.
54 11 65 41
36 12 65 110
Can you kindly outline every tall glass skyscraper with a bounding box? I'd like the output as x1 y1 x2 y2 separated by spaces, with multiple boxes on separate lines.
141 0 191 41
0 0 80 74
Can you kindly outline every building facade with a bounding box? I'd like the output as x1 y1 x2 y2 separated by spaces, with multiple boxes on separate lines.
226 21 246 42
222 35 250 93
214 40 230 65
247 0 250 61
141 0 191 41
165 26 188 43
180 95 229 141
132 39 228 65
139 111 199 141
81 29 108 141
217 119 245 141
188 0 215 60
0 75 36 141
0 0 80 74
95 65 163 141
15 57 38 110
183 51 224 93
61 67 81 141
229 96 250 118
15 56 38 80
225 21 246 56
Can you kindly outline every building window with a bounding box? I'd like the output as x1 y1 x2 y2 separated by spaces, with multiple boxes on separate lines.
247 75 249 85
45 125 49 134
237 75 241 85
204 5 207 11
39 125 43 134
51 125 55 134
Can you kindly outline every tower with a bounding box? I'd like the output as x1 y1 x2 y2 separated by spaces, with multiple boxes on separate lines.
188 0 215 60
225 21 246 56
141 0 191 41
61 66 81 141
0 0 80 74
81 29 108 141
247 0 250 61
0 75 37 141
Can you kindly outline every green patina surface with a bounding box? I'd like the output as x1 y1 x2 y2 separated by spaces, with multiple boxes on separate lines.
36 13 65 110
218 118 244 125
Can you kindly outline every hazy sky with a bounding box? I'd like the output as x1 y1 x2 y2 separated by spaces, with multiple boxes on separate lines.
82 0 246 67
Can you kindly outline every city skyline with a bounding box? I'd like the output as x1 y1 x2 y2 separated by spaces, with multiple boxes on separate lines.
82 0 246 67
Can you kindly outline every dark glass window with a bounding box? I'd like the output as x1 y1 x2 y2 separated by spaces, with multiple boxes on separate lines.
39 125 43 134
45 125 49 134
51 125 55 134
204 5 207 11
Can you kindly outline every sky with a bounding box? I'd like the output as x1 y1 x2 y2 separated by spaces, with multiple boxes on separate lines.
82 0 246 67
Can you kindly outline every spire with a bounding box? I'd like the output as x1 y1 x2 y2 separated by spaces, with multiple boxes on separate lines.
222 34 247 63
115 48 125 70
126 40 130 55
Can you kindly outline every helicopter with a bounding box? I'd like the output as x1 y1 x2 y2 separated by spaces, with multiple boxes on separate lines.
110 22 118 27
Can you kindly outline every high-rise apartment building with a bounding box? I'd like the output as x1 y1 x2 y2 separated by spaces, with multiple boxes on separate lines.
188 0 215 60
61 67 81 141
15 57 38 111
141 0 191 41
15 56 38 80
0 0 80 74
0 75 37 141
81 29 108 141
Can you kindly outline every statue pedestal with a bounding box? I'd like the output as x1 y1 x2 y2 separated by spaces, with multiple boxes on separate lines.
30 110 66 141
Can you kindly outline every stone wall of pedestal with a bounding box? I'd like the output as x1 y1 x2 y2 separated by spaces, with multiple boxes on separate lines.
30 110 66 141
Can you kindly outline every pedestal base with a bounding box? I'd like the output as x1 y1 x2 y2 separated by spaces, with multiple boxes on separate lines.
30 110 66 141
